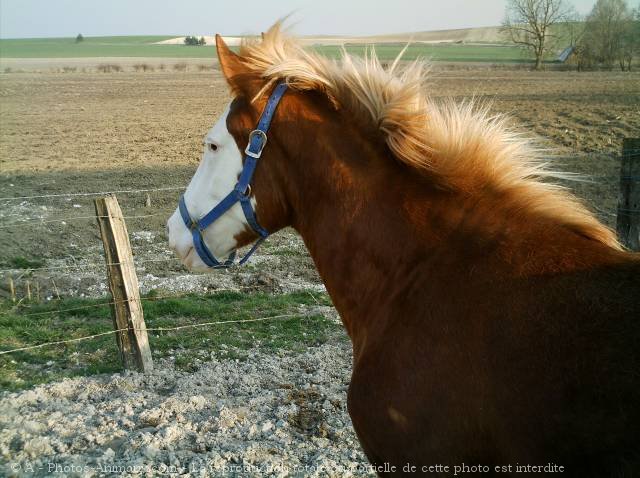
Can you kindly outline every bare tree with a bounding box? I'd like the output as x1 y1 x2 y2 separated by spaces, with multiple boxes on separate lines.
581 0 635 70
618 3 640 70
502 0 573 69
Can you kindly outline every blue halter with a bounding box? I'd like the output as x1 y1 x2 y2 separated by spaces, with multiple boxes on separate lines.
178 82 288 268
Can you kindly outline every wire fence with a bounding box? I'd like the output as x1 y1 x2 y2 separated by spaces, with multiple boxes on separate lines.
0 213 166 229
0 284 284 318
0 257 185 274
0 186 184 202
0 266 323 356
0 313 299 356
0 185 319 358
0 186 183 281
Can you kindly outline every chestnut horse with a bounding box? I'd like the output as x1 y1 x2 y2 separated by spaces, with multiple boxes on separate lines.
167 25 640 476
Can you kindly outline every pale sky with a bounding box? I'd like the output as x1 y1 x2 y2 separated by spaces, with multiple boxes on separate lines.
0 0 599 39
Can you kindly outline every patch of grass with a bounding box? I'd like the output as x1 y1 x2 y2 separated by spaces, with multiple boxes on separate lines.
0 36 184 58
269 247 305 257
9 256 45 269
260 240 306 257
0 291 340 391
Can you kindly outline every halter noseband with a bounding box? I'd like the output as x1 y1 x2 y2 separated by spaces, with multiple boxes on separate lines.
178 82 288 268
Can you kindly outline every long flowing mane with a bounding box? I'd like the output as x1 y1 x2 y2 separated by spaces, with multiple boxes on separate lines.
236 23 620 250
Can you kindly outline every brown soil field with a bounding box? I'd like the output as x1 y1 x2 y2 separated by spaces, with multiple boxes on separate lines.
0 67 638 299
2 68 637 173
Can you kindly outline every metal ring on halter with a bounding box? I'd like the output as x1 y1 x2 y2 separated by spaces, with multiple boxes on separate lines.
240 184 252 198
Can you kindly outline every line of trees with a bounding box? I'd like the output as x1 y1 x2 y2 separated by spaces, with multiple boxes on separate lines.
502 0 640 70
184 36 206 46
577 0 639 70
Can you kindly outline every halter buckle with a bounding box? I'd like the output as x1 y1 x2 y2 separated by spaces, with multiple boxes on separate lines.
189 219 199 231
244 130 268 158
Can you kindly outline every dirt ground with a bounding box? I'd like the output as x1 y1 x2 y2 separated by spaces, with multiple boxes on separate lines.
0 66 638 300
2 68 638 172
0 337 377 477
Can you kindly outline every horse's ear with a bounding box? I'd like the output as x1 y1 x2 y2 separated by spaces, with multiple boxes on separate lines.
215 34 246 88
215 34 264 100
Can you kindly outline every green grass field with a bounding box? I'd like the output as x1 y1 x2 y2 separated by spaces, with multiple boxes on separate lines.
0 291 341 391
0 35 535 63
315 43 533 63
0 35 217 58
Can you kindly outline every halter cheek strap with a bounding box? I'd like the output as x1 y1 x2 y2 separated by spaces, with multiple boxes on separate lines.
178 82 288 268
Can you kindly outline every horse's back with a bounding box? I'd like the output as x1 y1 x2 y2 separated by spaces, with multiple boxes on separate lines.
348 254 640 476
489 256 640 475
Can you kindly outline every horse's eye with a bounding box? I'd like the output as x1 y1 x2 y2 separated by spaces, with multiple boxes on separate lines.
208 142 218 152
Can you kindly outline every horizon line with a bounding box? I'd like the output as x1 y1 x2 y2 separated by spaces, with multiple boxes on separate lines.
0 24 504 41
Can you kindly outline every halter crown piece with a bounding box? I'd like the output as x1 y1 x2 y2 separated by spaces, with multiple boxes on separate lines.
178 82 288 268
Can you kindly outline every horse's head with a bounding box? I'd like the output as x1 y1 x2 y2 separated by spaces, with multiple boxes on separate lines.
167 35 294 272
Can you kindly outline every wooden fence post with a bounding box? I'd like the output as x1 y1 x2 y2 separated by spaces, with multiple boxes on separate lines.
616 138 640 251
95 195 153 372
8 277 15 302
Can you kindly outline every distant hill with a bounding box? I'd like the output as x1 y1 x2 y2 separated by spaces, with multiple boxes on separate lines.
154 27 507 48
1 28 527 63
360 26 506 44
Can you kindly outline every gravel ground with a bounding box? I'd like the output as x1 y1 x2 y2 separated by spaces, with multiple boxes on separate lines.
0 339 376 477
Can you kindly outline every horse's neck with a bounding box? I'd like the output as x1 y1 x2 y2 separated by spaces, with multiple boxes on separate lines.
286 134 450 345
283 127 617 351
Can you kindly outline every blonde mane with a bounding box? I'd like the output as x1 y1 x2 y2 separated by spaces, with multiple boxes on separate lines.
237 23 620 250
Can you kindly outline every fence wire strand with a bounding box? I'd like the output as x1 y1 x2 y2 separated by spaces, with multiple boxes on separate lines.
1 206 178 223
0 250 288 274
0 214 165 229
0 186 185 202
0 256 182 274
0 314 297 355
0 286 265 318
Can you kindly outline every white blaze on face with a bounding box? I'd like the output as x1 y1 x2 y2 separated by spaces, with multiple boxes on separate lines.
167 103 252 272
